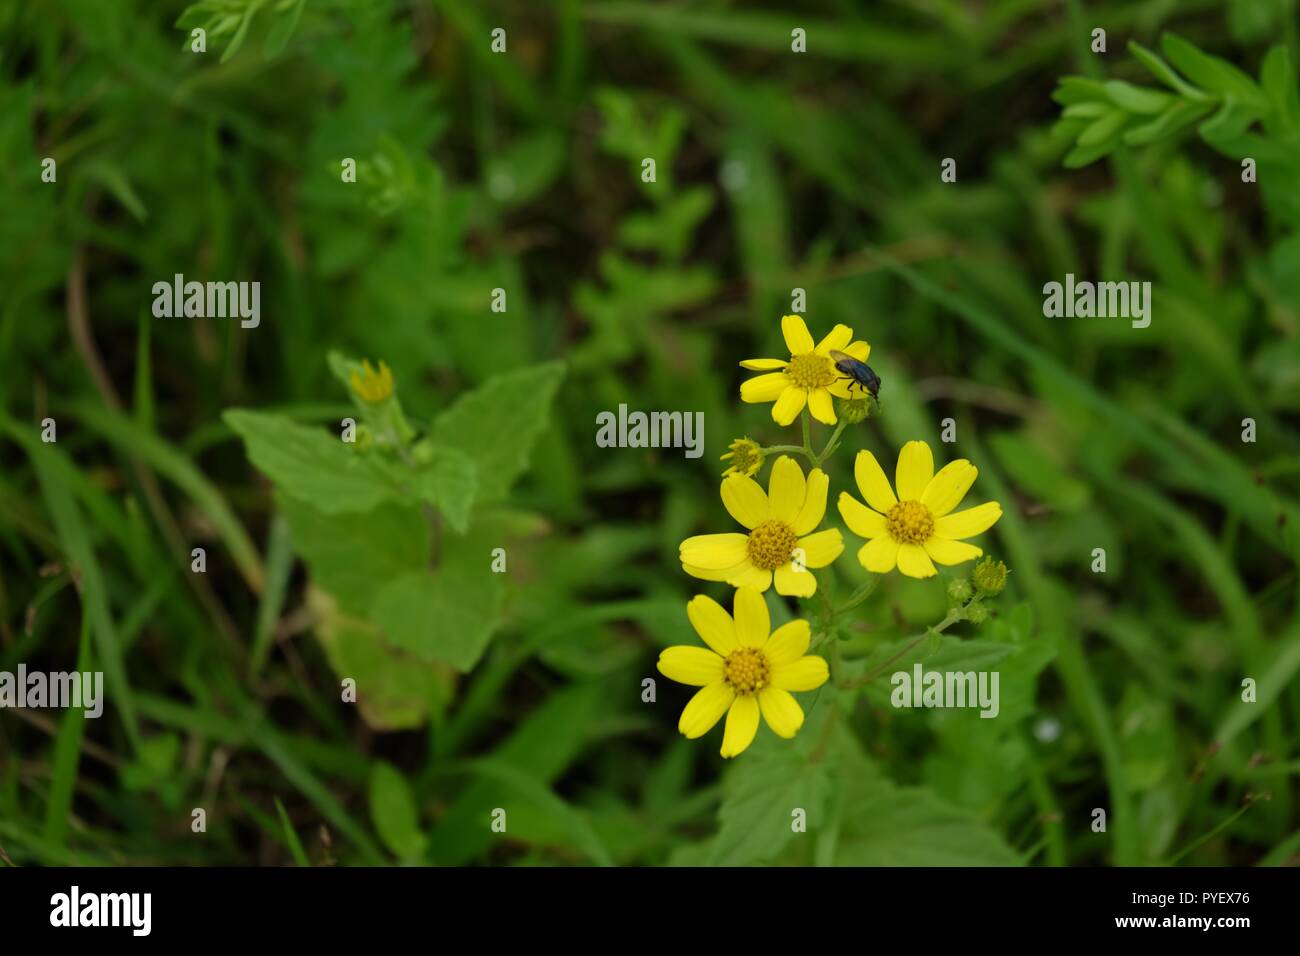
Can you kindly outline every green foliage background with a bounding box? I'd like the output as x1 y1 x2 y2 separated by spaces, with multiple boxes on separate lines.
1 0 1298 866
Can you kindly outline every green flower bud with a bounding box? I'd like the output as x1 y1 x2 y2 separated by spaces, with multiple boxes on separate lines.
966 602 990 624
947 577 973 605
972 557 1009 597
840 396 875 425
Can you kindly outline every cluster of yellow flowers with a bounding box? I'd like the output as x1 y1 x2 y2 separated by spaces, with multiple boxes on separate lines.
659 315 1003 757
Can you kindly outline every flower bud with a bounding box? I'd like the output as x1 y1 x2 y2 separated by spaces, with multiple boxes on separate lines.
840 396 875 424
946 577 973 605
965 602 990 624
721 437 764 478
972 557 1009 596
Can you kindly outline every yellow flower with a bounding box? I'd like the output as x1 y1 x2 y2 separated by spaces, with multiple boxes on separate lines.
350 359 394 403
837 440 1001 579
739 315 871 426
720 437 764 478
680 455 844 597
658 587 830 758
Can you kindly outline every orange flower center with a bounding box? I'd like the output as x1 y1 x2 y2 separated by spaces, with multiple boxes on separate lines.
723 647 770 695
886 500 934 545
746 519 799 570
785 352 837 389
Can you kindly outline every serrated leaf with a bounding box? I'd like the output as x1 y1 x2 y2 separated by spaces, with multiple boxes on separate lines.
709 747 830 865
226 409 406 514
836 782 1021 866
368 762 427 859
431 361 566 503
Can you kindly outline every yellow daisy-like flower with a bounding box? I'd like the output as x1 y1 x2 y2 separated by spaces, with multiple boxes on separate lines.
658 587 830 758
680 456 844 597
720 437 764 478
739 314 871 426
350 359 394 403
837 440 1002 579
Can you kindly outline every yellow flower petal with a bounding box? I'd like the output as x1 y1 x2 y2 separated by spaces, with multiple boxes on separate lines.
739 358 788 370
808 387 836 425
781 314 815 355
935 501 1003 539
792 468 828 535
732 586 770 647
920 460 977 516
741 372 790 404
859 536 900 573
774 562 817 597
796 528 843 567
679 682 734 738
764 619 811 665
924 537 983 566
772 386 807 425
814 323 853 356
767 455 806 524
726 564 772 591
683 561 744 582
844 340 870 362
896 440 934 501
720 695 760 757
897 543 937 578
680 533 749 569
770 655 829 692
686 594 739 656
759 687 805 738
721 474 769 530
837 492 887 539
854 450 898 513
658 646 725 686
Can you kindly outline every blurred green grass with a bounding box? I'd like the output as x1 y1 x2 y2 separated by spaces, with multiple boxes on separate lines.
0 0 1297 866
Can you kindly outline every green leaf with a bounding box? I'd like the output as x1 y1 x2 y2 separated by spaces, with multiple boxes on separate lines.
225 409 406 514
414 447 478 534
1160 33 1266 108
262 0 304 57
1127 41 1210 102
836 782 1022 865
1260 45 1300 130
431 361 566 503
370 528 506 671
279 494 429 615
368 762 427 859
1104 80 1173 115
709 746 830 865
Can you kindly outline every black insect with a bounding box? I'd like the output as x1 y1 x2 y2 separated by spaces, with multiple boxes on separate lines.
829 349 881 399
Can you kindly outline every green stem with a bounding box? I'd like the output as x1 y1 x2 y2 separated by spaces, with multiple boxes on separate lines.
833 575 880 616
812 418 849 467
838 608 965 691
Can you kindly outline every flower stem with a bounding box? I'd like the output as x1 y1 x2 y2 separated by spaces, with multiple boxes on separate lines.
812 418 849 467
837 607 966 691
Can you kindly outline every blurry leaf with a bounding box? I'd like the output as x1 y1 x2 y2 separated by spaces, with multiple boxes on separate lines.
414 447 478 533
1160 33 1266 108
226 409 406 514
431 361 566 503
1127 41 1210 101
1104 81 1172 114
370 557 504 672
368 762 427 859
263 0 304 57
